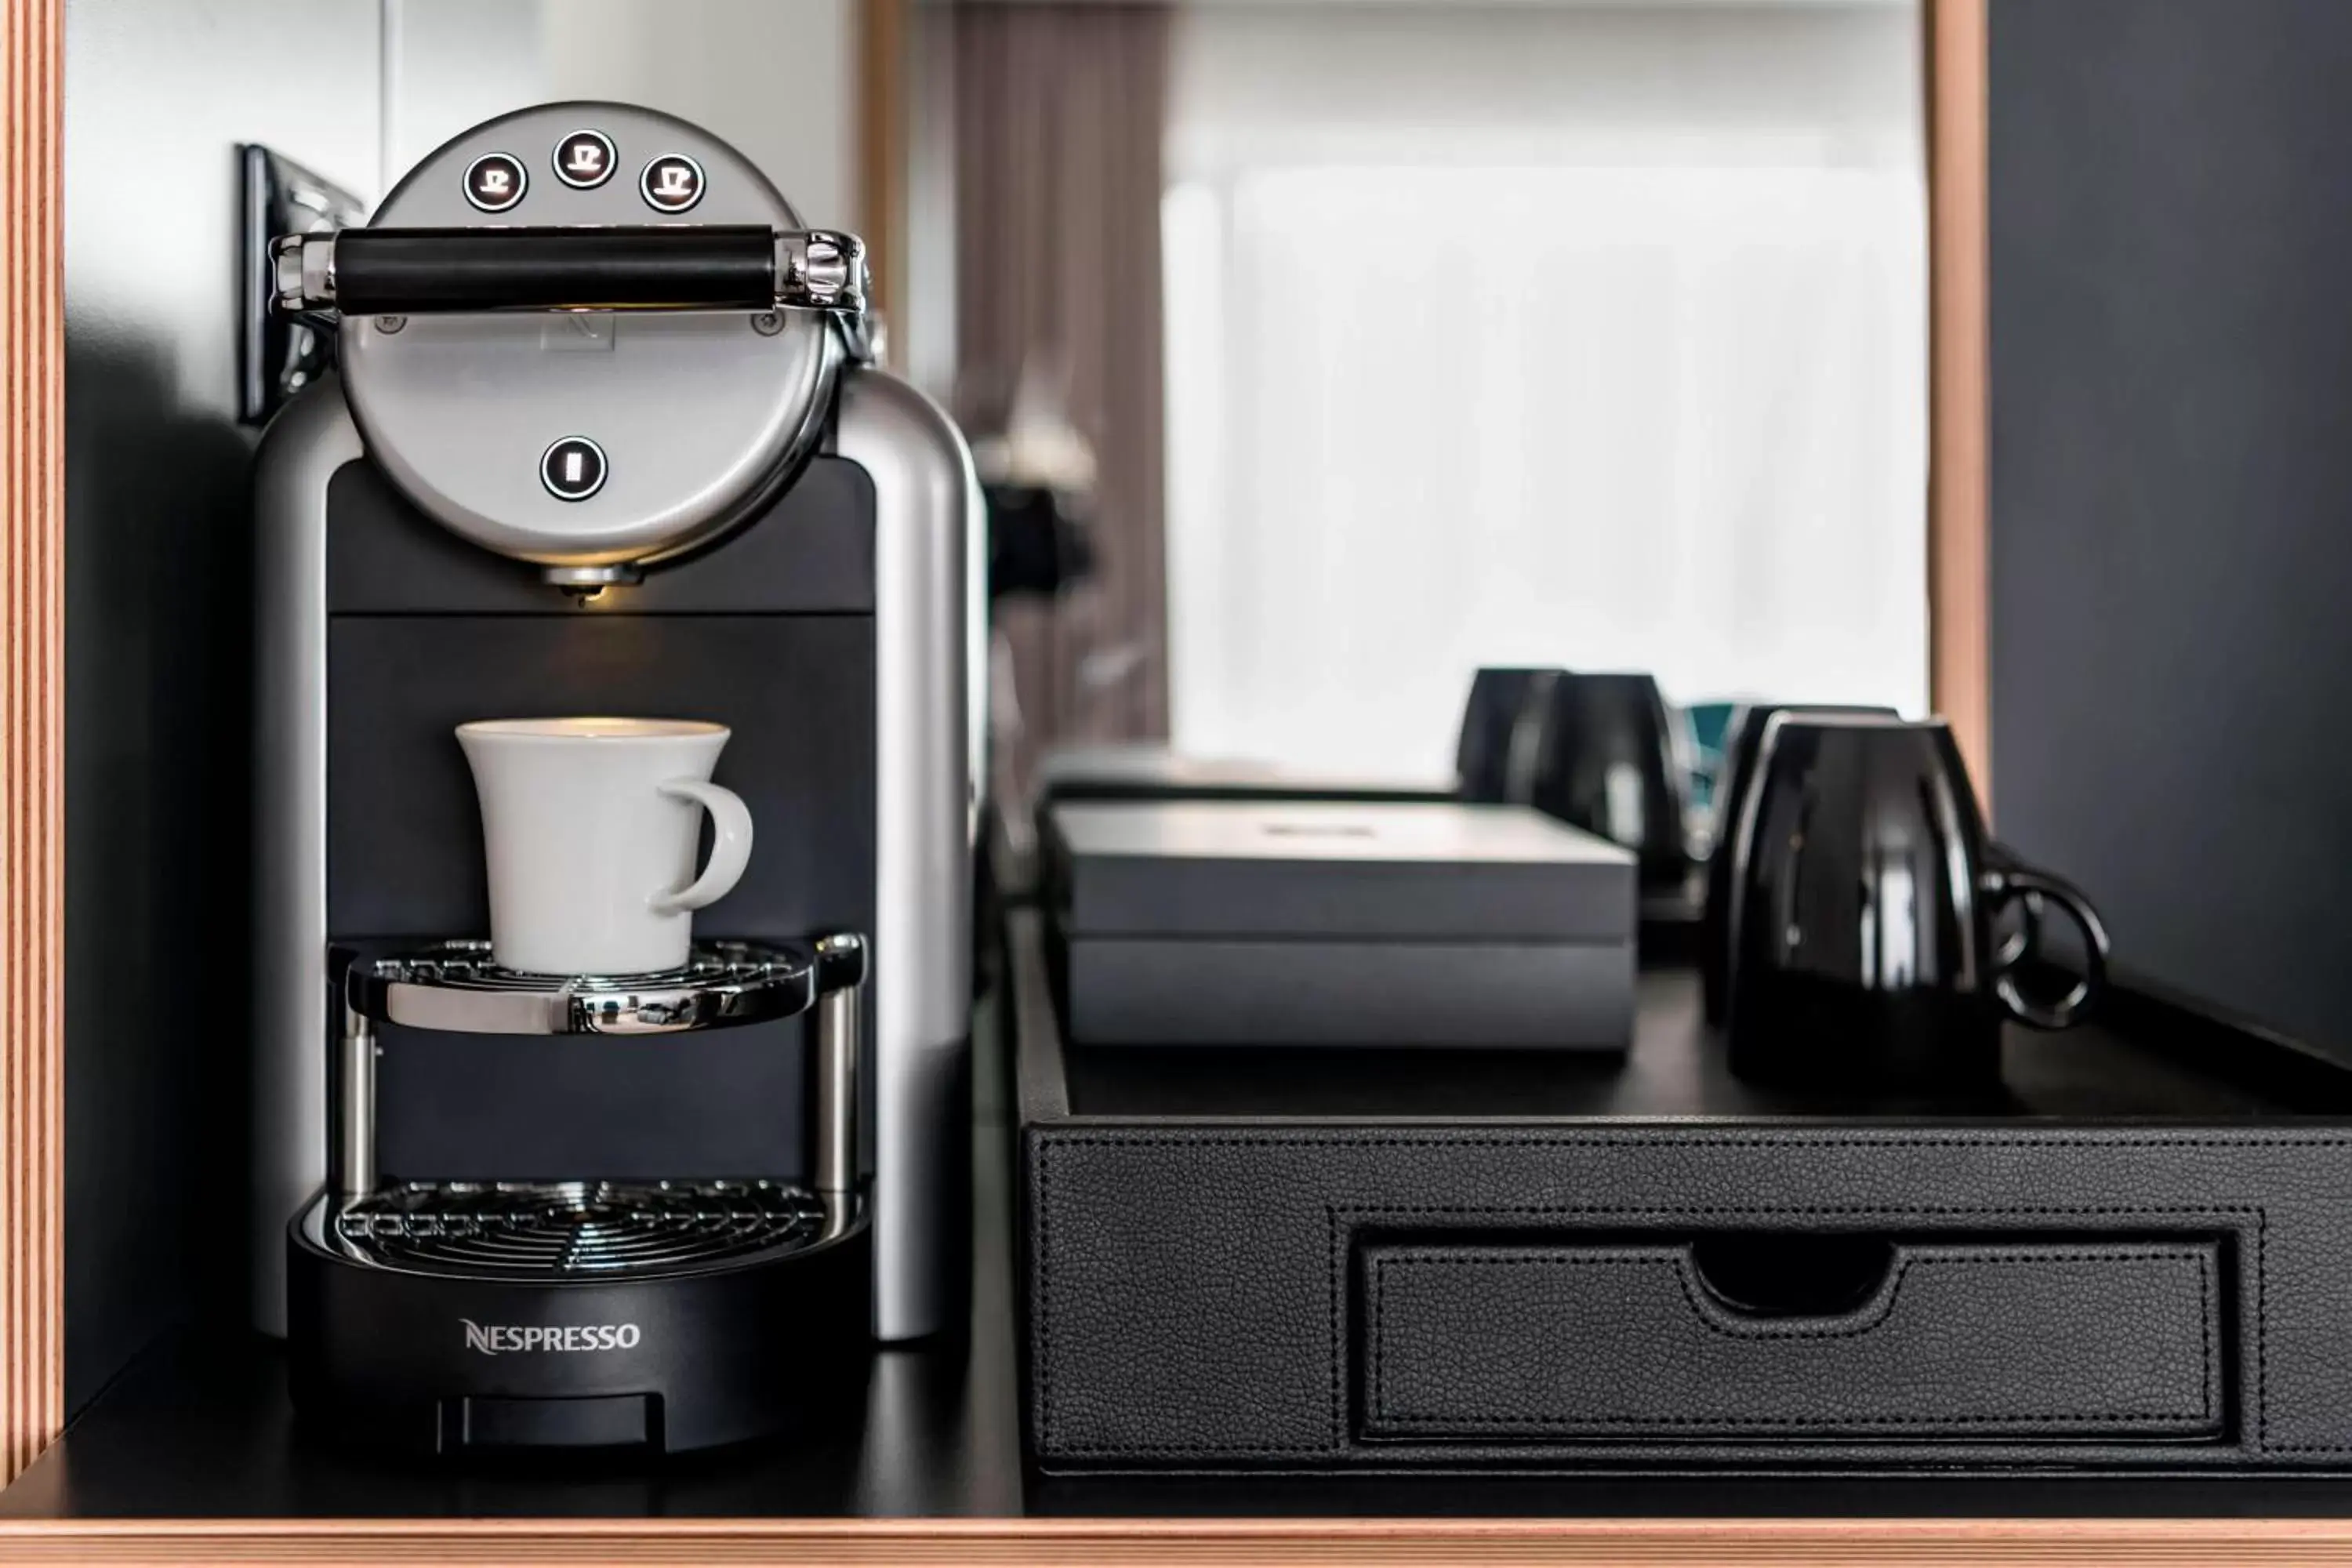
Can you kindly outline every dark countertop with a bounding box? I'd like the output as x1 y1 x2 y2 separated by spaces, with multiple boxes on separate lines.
0 991 1033 1523
11 974 2352 1524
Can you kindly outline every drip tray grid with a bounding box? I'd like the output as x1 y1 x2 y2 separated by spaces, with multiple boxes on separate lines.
332 1178 831 1279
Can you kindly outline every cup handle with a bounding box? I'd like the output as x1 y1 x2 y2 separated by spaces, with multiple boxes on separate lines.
651 779 753 916
1984 865 2110 1030
1985 843 2042 969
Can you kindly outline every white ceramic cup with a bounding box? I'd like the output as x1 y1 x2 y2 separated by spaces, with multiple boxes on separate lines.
456 717 753 976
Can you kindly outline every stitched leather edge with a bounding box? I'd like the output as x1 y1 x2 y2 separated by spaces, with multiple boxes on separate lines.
1363 1247 2216 1436
1028 1129 2280 1460
1332 1205 2263 1457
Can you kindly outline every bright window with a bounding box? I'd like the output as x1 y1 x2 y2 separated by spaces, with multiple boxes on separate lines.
1163 2 1928 780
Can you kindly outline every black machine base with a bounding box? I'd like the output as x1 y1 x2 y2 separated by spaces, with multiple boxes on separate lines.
287 1186 869 1457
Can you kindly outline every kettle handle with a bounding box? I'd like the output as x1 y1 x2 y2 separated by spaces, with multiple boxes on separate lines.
1984 866 2111 1030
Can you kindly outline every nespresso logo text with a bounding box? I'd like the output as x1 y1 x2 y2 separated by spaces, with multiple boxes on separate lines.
462 1318 641 1356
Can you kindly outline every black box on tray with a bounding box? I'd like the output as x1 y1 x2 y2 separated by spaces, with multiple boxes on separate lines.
1043 797 1635 1050
1031 742 1458 814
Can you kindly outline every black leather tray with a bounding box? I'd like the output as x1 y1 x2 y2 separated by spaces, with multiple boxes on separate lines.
1009 909 2352 1475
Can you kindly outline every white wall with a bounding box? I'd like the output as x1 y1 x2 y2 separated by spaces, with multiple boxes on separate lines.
383 0 548 183
64 0 383 1413
387 0 855 223
902 1 960 395
542 0 857 227
70 0 382 401
1163 2 1929 778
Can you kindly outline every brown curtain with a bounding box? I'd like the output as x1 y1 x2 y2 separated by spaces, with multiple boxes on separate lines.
954 2 1172 791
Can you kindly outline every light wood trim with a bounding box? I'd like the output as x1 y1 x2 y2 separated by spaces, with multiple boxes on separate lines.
0 0 64 1490
6 1516 2352 1564
857 0 910 331
1928 0 1992 811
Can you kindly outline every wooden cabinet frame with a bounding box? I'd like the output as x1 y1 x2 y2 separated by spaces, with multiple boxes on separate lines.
2 0 62 1495
4 1 2288 1559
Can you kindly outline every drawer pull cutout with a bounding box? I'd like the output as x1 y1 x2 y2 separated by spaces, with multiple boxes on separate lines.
1688 1232 1898 1321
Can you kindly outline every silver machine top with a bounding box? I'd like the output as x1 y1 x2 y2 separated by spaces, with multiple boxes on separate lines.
273 102 873 582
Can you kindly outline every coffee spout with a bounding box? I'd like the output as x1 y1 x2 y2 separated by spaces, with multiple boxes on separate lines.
541 562 642 604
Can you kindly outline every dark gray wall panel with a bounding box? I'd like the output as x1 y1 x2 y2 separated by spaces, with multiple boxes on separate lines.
1990 0 2352 1061
64 0 379 1410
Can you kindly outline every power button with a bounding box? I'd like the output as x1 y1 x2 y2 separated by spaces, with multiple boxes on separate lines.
540 437 609 502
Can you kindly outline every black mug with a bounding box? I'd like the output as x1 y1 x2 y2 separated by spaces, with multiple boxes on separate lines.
1722 714 2110 1093
1454 666 1565 804
1526 671 1691 897
1700 701 1896 1025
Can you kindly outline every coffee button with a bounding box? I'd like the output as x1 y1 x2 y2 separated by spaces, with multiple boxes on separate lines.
463 151 528 213
540 437 609 502
640 153 706 214
553 129 617 190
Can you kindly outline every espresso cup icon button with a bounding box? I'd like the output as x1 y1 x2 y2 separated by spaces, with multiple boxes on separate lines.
640 153 706 214
463 151 528 213
553 129 617 190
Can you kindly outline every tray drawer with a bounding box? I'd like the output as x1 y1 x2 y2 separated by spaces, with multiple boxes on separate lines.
1359 1236 2225 1444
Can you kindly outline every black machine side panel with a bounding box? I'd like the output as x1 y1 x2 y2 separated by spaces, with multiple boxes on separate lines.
323 460 877 1181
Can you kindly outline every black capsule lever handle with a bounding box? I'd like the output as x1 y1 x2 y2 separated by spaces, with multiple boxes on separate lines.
271 225 868 318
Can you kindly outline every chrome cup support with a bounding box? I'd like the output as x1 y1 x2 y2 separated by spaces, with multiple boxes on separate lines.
334 995 377 1202
811 935 868 1201
330 935 869 1226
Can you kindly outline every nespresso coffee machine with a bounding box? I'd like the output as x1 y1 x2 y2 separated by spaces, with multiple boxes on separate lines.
250 104 979 1454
